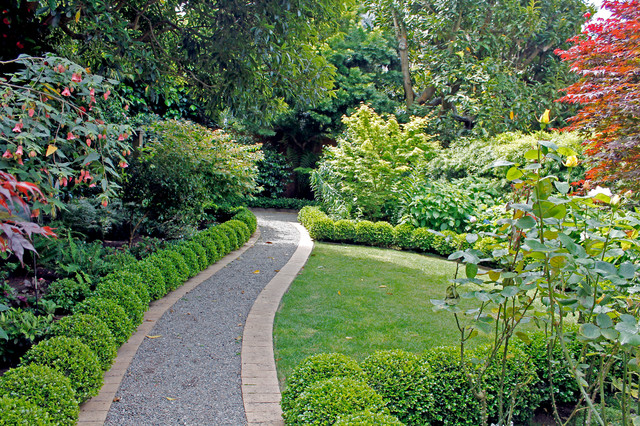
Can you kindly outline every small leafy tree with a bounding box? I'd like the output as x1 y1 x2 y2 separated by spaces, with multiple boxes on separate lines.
312 104 439 221
0 54 133 213
555 0 640 192
434 137 640 425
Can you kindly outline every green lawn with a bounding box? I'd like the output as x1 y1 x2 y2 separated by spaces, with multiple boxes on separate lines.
273 242 492 385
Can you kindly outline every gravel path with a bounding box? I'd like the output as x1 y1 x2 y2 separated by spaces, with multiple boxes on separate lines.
104 210 300 426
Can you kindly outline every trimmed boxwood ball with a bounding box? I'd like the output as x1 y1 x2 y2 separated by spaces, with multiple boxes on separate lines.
281 353 367 412
94 279 144 326
20 336 103 403
0 364 78 425
107 270 151 308
173 244 199 277
421 346 480 425
354 221 376 245
333 220 356 242
361 349 435 424
147 254 180 293
218 223 240 250
48 314 117 371
394 223 415 249
185 241 208 270
231 207 257 234
308 216 334 241
227 219 250 243
208 227 231 256
335 410 404 425
193 234 218 265
74 297 134 346
164 250 191 283
0 396 52 425
285 377 388 426
132 259 167 301
411 228 435 252
372 221 395 247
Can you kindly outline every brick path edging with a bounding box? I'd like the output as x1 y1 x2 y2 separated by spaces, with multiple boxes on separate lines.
241 223 313 425
77 229 262 425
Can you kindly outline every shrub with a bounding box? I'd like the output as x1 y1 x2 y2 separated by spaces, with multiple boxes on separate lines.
285 377 388 426
411 228 435 252
48 314 117 371
133 259 167 300
184 241 208 271
0 396 52 425
0 364 78 425
512 330 580 405
45 276 91 313
173 244 199 277
281 353 367 413
218 223 240 250
227 219 251 243
20 336 102 402
102 250 137 270
94 278 145 326
156 250 189 287
393 223 415 249
473 236 500 257
73 297 134 346
354 221 376 245
192 234 219 266
0 308 52 365
333 219 357 242
209 227 232 255
147 254 180 293
469 345 540 424
372 222 395 247
433 230 459 256
231 207 257 234
361 349 434 424
105 270 150 308
246 197 316 211
421 346 481 425
334 410 404 426
309 216 335 241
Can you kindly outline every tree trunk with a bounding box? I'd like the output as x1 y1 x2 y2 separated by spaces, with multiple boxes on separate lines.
392 9 413 108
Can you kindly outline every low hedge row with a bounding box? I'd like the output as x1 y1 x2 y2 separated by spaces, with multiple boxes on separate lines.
298 206 499 258
245 196 318 210
282 338 575 426
0 207 257 424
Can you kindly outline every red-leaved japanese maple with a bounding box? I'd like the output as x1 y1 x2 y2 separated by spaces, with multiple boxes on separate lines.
555 0 640 191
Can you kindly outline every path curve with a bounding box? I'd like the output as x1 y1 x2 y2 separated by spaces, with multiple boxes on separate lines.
78 210 310 425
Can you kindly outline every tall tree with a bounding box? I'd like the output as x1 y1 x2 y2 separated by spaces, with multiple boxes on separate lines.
555 0 640 192
7 0 351 125
365 0 590 142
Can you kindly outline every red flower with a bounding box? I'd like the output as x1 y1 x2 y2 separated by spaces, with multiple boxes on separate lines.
62 87 71 97
16 41 23 49
2 149 12 158
12 122 22 132
71 72 82 82
67 132 76 140
103 89 110 100
28 108 34 117
15 146 23 156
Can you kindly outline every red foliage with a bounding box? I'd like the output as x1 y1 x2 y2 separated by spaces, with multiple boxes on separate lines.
0 171 56 264
555 0 640 191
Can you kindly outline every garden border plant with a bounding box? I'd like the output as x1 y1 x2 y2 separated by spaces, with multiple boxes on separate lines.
0 207 258 422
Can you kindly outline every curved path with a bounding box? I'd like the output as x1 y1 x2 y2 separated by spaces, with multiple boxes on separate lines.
78 210 312 425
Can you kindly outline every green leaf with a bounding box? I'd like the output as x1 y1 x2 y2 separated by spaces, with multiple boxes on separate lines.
524 149 540 160
491 160 515 168
596 313 614 329
619 332 640 347
620 262 637 279
466 263 478 279
515 216 536 229
554 181 570 194
557 146 578 157
475 320 493 334
579 323 601 340
506 166 523 181
515 331 531 344
501 286 519 298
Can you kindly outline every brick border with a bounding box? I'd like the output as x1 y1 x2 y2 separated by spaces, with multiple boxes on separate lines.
241 223 313 425
77 229 261 425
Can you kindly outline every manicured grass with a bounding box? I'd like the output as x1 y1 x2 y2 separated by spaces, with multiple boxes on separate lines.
273 242 492 385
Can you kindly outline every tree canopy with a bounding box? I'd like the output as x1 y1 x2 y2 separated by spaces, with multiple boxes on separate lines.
5 0 352 124
556 0 640 192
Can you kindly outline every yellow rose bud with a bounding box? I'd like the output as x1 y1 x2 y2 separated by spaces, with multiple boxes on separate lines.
539 109 551 124
564 155 578 167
